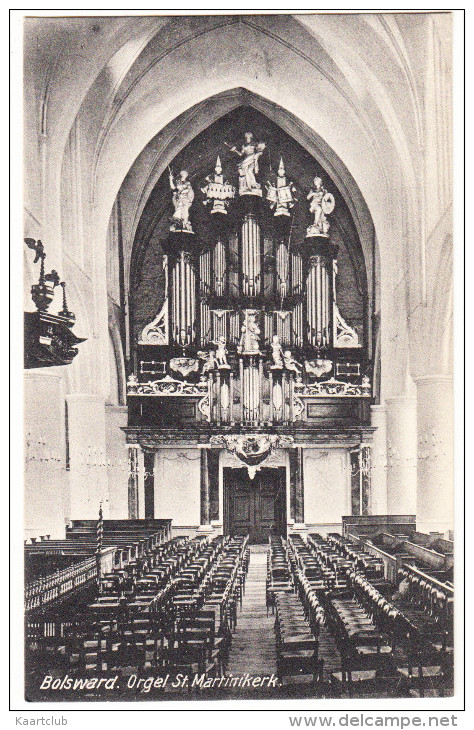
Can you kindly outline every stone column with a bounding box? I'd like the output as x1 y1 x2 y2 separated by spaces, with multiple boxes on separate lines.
199 448 211 530
370 405 388 514
415 375 453 534
24 371 66 539
143 451 155 519
137 448 145 518
385 395 417 515
127 446 139 519
289 447 305 525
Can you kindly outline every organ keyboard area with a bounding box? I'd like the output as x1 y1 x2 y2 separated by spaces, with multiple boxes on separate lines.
25 526 453 700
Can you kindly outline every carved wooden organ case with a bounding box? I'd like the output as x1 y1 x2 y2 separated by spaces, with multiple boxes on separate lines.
127 141 372 431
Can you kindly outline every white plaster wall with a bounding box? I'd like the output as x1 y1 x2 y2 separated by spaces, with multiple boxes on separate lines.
105 405 129 519
303 448 350 530
24 371 67 539
154 449 201 530
66 394 109 519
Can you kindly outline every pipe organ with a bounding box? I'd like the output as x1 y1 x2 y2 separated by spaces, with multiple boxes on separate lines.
131 140 369 430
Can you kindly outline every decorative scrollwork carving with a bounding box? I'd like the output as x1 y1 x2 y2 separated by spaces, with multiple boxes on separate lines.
127 374 208 397
139 256 169 345
294 377 371 398
333 303 360 348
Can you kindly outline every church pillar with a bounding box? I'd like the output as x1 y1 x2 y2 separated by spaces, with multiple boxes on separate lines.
200 448 211 527
24 372 66 539
370 405 388 514
143 450 155 518
66 394 109 520
127 445 139 519
415 375 453 534
137 448 145 518
385 396 417 515
289 447 304 525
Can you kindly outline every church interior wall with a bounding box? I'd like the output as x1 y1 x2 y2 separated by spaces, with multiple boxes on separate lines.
21 14 454 539
154 449 201 535
105 404 129 519
303 448 350 535
66 394 109 521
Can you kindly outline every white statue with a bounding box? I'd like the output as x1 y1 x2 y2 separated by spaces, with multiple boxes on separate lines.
283 350 302 374
198 350 217 374
271 335 284 368
169 169 194 232
228 133 266 196
237 312 261 354
212 336 230 368
266 158 296 217
306 176 335 237
201 157 235 214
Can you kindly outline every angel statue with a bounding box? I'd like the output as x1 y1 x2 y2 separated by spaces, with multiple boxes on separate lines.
306 176 335 237
283 350 302 374
270 335 284 368
169 169 194 232
228 133 266 196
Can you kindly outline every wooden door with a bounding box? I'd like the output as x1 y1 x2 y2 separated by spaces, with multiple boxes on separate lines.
224 467 286 543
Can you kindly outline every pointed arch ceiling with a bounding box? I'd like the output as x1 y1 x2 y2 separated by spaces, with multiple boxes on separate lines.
59 12 422 270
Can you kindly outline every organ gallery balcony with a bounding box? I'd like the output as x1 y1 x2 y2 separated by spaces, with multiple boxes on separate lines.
126 363 372 430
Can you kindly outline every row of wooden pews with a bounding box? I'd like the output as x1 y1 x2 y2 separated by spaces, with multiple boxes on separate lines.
268 536 323 690
268 531 453 698
25 532 250 699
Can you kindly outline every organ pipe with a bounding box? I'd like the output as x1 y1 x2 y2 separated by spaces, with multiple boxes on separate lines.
241 214 261 297
306 254 331 348
276 242 289 298
213 240 226 295
171 251 197 347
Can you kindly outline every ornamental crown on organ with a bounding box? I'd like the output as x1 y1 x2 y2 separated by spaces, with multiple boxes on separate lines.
129 131 369 424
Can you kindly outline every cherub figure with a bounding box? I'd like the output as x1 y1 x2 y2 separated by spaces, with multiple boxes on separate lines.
283 350 302 374
198 350 217 374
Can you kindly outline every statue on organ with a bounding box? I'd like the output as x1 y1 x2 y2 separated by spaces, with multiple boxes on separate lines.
237 311 261 354
212 336 230 368
228 132 266 196
283 350 302 374
169 169 194 232
270 335 284 368
306 176 335 237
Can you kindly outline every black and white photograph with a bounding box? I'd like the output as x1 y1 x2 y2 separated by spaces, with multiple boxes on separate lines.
14 8 461 714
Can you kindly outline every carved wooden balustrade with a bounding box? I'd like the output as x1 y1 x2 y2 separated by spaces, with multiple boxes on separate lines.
127 369 371 428
24 556 98 612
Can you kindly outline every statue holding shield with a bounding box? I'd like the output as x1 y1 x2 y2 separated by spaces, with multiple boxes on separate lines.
306 176 335 237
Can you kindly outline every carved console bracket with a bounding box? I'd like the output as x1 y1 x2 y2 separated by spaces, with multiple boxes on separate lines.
209 433 294 479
